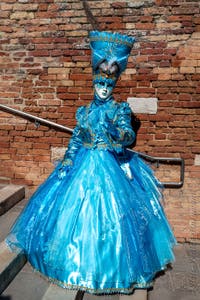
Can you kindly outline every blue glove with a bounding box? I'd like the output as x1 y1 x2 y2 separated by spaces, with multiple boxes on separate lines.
57 160 73 180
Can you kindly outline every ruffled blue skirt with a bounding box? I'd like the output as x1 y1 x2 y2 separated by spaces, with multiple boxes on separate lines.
6 147 176 294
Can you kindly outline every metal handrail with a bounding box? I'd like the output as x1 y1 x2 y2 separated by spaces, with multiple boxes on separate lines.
131 150 184 188
0 104 73 134
0 104 184 188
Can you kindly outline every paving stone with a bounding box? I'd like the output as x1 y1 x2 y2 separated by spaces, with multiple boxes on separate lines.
185 243 200 259
172 244 194 273
148 244 200 300
148 285 199 300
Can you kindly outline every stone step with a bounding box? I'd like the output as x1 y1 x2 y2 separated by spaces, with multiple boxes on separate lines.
42 284 147 300
42 284 78 300
0 240 27 294
84 290 147 300
0 184 25 216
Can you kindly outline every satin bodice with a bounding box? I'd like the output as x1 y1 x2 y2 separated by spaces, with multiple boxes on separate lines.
63 97 135 165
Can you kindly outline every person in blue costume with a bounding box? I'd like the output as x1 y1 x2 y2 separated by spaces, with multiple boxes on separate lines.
6 31 177 296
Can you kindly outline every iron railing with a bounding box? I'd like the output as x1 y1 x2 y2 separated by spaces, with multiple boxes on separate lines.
0 104 184 188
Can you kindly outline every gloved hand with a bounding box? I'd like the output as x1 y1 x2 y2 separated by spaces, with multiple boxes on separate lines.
57 159 73 180
74 124 91 143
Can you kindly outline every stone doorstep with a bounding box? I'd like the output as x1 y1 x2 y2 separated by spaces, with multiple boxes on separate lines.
0 240 27 295
0 185 25 216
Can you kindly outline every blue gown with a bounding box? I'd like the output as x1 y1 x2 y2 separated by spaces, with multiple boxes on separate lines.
6 96 177 294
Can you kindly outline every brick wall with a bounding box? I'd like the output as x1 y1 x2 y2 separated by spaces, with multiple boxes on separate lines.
0 0 199 242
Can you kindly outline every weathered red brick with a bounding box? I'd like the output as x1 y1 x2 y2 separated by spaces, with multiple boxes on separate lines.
111 2 127 8
135 23 155 30
172 6 199 15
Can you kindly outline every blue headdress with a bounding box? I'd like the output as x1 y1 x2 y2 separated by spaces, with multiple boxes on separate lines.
89 31 135 86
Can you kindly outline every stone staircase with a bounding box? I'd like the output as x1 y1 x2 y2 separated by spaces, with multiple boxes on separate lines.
0 184 26 295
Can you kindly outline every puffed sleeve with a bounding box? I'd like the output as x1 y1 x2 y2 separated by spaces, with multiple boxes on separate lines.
61 107 84 166
108 102 135 146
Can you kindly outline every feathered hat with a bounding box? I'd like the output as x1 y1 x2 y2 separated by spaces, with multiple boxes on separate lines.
89 31 135 86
